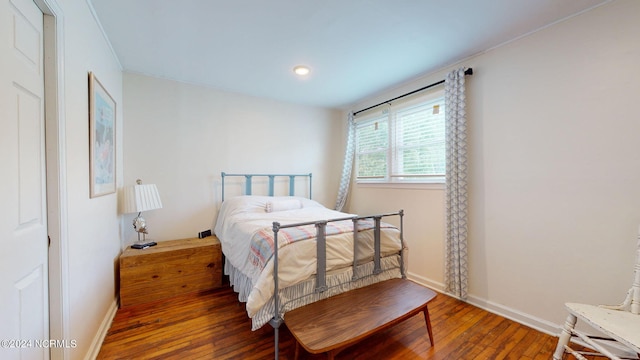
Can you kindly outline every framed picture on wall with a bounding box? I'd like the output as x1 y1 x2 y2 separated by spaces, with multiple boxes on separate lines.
88 72 116 198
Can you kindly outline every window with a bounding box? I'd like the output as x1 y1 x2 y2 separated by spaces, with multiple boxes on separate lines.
355 91 445 184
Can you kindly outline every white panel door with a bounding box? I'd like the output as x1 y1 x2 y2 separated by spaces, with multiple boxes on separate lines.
0 0 48 359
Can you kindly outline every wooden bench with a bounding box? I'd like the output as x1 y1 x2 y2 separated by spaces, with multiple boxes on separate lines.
284 278 437 359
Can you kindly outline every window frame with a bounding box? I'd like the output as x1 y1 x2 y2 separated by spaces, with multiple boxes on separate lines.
354 88 446 186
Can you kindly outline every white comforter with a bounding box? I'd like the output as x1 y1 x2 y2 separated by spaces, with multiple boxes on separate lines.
213 196 402 317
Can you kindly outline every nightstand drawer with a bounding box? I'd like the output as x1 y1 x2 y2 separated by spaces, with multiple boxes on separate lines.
119 236 222 307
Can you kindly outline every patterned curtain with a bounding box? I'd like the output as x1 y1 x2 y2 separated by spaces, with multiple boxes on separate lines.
334 112 355 211
444 68 469 299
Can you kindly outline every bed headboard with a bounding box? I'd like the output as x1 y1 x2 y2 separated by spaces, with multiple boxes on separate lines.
220 172 312 202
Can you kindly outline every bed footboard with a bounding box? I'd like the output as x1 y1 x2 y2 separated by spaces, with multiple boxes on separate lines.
268 210 405 359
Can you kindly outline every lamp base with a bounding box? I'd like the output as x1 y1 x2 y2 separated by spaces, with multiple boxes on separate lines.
132 212 156 249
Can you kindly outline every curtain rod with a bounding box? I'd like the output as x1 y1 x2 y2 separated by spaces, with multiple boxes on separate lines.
353 67 473 116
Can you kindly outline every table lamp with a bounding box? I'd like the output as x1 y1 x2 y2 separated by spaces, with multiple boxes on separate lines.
123 179 162 246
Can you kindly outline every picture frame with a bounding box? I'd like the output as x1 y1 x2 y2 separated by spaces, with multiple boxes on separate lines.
89 72 116 198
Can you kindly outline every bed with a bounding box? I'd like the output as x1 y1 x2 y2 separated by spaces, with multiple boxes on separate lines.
213 172 406 355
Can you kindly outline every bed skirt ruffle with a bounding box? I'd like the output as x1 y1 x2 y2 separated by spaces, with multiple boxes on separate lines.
224 259 254 303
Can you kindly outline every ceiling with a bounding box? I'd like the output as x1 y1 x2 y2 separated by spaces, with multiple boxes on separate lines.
90 0 609 109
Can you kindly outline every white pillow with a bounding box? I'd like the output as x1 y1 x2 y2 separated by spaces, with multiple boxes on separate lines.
265 198 303 213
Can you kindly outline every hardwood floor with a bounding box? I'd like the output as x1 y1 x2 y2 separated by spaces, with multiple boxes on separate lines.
97 285 580 360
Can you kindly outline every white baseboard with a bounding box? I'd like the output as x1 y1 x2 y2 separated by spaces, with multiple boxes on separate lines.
84 297 118 360
466 294 561 336
407 272 444 293
406 274 561 337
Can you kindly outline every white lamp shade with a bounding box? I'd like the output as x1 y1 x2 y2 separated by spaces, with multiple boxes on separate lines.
123 183 163 214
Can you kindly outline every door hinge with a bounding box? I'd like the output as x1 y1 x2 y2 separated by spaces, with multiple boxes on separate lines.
48 235 51 247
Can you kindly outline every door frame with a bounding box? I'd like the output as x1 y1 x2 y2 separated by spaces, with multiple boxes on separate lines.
34 0 68 358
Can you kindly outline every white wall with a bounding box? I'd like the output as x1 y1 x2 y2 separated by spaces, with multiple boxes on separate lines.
347 185 446 290
347 0 640 334
122 73 345 244
56 0 123 358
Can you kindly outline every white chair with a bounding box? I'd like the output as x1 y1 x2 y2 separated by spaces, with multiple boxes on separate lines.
553 228 640 360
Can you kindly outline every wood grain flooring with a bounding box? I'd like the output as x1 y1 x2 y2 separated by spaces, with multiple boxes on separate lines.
97 285 587 360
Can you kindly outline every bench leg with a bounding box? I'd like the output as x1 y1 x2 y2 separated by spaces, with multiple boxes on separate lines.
423 306 434 347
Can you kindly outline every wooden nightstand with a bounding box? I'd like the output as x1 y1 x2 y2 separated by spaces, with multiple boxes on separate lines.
119 236 222 307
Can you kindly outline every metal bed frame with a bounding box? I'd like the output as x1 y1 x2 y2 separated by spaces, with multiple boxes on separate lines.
219 172 405 358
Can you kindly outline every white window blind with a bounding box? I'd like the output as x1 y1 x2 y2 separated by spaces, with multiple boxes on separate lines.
355 92 446 183
355 114 388 179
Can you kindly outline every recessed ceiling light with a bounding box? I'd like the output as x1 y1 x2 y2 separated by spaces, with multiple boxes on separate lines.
293 65 310 76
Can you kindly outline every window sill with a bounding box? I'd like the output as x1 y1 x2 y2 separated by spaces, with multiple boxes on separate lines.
356 182 445 190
